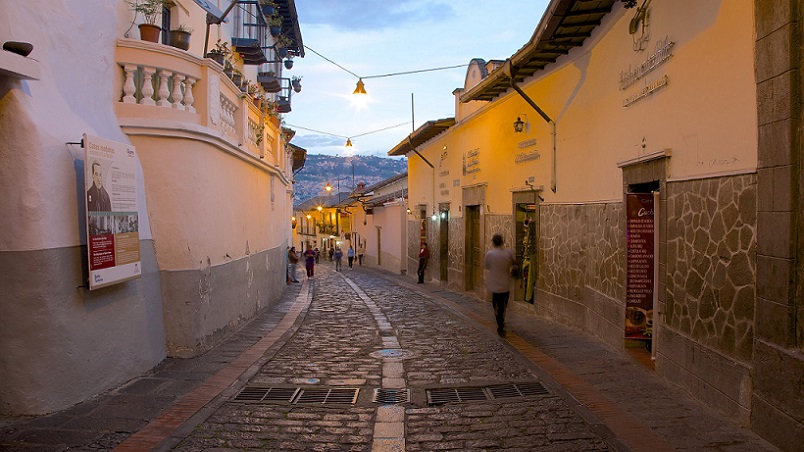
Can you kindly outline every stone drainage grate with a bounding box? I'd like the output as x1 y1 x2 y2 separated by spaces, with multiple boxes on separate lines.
232 386 300 403
232 386 359 405
296 388 360 404
373 388 411 404
426 382 549 405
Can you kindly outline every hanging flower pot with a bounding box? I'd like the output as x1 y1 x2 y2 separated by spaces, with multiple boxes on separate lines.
284 59 293 70
270 25 281 37
291 78 302 93
261 5 275 16
138 24 161 43
276 47 288 59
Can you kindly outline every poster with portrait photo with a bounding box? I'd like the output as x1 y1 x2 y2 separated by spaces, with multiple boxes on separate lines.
84 133 141 290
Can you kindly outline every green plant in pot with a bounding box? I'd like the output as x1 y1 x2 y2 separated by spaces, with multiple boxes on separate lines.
208 39 231 67
168 24 192 51
129 0 168 43
259 0 278 17
268 14 282 37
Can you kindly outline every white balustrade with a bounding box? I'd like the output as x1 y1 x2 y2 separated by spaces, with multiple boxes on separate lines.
247 117 259 147
219 94 237 137
119 63 197 113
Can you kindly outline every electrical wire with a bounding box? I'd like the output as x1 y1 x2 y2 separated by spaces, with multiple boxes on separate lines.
303 45 466 80
285 121 411 139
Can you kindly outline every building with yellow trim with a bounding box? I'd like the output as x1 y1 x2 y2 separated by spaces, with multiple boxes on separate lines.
391 1 802 448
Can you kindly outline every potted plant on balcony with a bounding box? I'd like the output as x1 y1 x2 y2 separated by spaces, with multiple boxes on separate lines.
268 14 283 37
168 24 192 50
291 76 302 93
129 0 168 43
254 122 265 146
207 39 230 66
275 35 291 58
246 81 260 103
259 0 278 17
230 67 244 89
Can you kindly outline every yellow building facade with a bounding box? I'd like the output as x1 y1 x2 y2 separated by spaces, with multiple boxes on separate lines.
396 1 802 448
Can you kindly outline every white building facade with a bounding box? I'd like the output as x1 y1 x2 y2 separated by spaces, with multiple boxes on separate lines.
0 0 303 415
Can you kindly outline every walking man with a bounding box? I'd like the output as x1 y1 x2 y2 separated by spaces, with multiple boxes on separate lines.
287 246 300 283
333 247 343 271
417 242 430 284
357 242 365 266
484 234 516 335
347 246 355 269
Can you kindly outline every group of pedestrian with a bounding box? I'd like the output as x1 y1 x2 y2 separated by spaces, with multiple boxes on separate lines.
288 244 363 278
292 235 515 335
332 245 356 272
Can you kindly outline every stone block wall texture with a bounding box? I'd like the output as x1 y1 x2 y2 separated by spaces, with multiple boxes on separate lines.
666 174 757 363
484 214 514 251
752 0 804 448
536 202 625 342
448 219 465 291
407 220 420 276
538 203 624 303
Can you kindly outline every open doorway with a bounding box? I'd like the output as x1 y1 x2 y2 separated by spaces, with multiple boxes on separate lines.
625 180 660 368
439 204 449 283
465 205 481 293
514 200 538 303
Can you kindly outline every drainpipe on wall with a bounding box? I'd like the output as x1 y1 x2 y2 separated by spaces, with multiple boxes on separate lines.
504 61 557 193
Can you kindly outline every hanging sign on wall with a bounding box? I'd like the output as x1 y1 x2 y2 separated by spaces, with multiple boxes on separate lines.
84 133 141 290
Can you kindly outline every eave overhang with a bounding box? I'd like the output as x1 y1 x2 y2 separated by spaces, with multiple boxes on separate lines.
387 118 455 157
461 0 617 103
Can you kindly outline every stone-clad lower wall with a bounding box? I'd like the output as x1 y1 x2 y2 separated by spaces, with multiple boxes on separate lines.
537 203 625 347
448 219 465 291
665 174 757 363
658 173 757 423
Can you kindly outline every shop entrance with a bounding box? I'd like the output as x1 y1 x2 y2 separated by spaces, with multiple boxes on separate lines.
514 201 538 303
465 205 481 293
625 181 660 366
439 204 449 282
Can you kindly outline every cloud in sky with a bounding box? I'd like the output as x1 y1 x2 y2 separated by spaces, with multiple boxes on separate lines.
290 133 344 148
299 0 455 31
287 1 550 156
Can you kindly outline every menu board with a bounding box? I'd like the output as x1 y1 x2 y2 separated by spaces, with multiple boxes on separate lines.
625 193 654 339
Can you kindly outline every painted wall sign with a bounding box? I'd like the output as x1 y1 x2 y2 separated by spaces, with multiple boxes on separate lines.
518 138 538 149
84 133 141 290
515 150 541 164
463 148 480 175
620 37 674 90
622 74 668 107
625 193 654 340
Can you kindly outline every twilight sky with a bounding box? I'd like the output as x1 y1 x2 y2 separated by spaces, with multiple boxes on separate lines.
285 0 550 157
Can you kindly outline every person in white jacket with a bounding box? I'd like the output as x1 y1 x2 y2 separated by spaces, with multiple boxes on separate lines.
484 234 516 334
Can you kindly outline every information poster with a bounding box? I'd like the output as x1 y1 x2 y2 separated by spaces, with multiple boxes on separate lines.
625 193 654 339
84 133 141 290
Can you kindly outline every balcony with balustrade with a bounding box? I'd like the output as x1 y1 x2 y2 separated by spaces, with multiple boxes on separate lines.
113 37 284 168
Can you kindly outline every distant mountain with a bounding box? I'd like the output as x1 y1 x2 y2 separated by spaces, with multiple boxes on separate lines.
293 154 407 205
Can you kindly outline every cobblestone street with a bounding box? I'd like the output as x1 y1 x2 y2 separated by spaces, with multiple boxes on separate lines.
173 267 611 451
0 265 778 451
